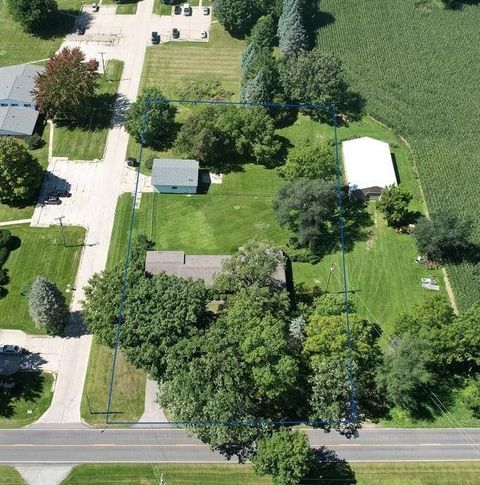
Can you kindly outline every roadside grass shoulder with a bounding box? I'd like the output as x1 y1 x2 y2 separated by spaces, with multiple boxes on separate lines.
62 462 480 485
0 372 53 428
0 466 25 484
52 60 124 160
0 225 85 334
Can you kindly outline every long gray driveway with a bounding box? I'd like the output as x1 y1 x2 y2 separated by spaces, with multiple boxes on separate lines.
1 428 480 464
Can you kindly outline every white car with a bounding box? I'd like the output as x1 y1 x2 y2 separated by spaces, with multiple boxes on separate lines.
200 30 208 39
183 4 192 16
92 3 99 12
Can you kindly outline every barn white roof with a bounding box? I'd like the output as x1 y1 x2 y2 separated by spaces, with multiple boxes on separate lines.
342 137 397 190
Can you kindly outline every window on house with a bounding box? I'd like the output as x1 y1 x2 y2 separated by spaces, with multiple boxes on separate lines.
0 103 7 107
172 186 178 190
23 103 32 108
11 104 18 107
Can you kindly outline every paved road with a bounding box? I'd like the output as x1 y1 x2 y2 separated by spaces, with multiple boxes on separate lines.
1 428 480 464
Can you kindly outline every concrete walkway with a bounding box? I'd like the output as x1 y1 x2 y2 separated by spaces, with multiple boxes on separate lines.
0 219 31 226
35 0 156 425
137 378 169 424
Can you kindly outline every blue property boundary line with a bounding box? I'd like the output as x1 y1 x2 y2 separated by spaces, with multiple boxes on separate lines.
105 99 357 427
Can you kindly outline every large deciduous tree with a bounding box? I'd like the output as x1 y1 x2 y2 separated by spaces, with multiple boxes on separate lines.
125 88 177 150
413 210 473 263
376 334 433 414
0 138 43 206
377 185 413 228
273 179 337 259
33 47 99 120
28 276 69 335
7 0 57 32
214 0 261 38
282 141 336 182
279 50 364 122
252 428 316 485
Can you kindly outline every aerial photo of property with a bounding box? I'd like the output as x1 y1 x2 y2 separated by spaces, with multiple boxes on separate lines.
1 0 479 484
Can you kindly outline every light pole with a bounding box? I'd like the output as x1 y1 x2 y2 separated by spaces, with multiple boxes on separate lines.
55 216 66 247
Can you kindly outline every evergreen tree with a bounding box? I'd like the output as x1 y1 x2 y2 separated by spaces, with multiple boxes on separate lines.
214 0 261 38
28 276 69 335
278 0 308 57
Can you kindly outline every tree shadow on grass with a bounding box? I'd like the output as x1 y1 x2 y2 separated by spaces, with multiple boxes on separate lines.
300 447 356 485
0 372 44 419
32 10 81 40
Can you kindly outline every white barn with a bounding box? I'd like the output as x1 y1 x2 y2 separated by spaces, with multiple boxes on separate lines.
342 137 397 200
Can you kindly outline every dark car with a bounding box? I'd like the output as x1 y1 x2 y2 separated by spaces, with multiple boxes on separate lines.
0 344 23 355
151 31 160 44
174 5 181 14
126 157 137 168
55 190 72 198
172 28 180 39
44 196 61 205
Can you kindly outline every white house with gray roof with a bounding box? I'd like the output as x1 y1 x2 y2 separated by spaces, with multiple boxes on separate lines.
151 159 199 194
0 64 43 137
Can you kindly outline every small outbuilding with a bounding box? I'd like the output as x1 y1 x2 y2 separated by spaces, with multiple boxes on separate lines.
342 137 397 200
151 159 199 194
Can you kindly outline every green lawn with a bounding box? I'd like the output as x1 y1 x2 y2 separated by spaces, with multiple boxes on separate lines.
0 225 85 334
0 124 50 223
103 0 138 14
62 462 480 485
52 60 124 160
81 337 146 426
0 372 53 428
317 0 480 310
0 466 25 484
0 0 82 68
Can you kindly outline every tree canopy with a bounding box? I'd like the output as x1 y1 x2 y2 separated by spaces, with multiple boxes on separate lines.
0 138 43 206
413 210 473 262
7 0 57 32
125 88 177 150
214 0 261 38
282 141 336 182
277 0 308 57
273 179 338 260
253 428 316 485
28 276 69 335
279 50 364 122
376 184 413 227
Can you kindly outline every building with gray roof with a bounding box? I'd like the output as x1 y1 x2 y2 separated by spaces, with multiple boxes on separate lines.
145 250 288 288
0 63 43 137
151 159 199 194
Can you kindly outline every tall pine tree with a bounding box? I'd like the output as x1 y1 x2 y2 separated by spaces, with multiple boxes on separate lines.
278 0 308 57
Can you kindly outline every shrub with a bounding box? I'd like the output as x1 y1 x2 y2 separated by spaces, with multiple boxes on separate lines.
25 133 43 150
144 155 155 171
0 229 12 248
0 286 7 299
0 246 10 267
0 268 8 285
460 379 480 418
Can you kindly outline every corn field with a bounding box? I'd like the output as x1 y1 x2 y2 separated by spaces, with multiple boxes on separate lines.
317 0 480 310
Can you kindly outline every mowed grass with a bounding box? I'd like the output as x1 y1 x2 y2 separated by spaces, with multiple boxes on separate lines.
81 337 146 426
103 0 138 14
316 0 480 309
0 225 85 334
0 0 82 67
0 372 53 428
0 466 25 484
52 60 124 160
62 462 480 485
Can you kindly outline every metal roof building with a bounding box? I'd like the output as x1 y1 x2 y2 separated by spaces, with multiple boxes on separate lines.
151 159 199 194
342 137 397 200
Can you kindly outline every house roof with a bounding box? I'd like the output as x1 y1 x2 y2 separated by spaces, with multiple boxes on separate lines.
342 137 397 191
0 106 39 136
145 251 287 288
151 159 199 187
0 64 43 104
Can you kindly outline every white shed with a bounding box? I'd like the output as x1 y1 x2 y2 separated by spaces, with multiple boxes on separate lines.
342 137 397 200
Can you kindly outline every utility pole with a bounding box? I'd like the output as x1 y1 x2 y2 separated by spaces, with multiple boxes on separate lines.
55 216 66 247
159 474 165 485
325 262 335 293
99 51 106 76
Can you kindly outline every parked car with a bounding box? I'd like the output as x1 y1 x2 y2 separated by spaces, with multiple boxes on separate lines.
183 3 192 16
202 6 210 15
92 2 99 12
172 28 180 39
174 5 182 15
151 31 160 44
200 30 208 39
0 345 23 355
75 26 85 35
54 190 72 198
44 196 61 205
126 157 137 168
